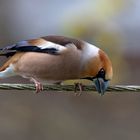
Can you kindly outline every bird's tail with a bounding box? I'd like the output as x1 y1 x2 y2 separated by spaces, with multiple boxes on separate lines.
0 52 24 72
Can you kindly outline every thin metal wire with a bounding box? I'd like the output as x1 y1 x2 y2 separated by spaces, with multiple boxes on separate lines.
0 84 139 92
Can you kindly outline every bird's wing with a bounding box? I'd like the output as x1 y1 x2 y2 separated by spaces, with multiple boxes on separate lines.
42 36 84 50
0 40 65 57
0 36 84 57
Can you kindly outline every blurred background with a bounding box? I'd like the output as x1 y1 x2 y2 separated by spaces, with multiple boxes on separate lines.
0 0 140 140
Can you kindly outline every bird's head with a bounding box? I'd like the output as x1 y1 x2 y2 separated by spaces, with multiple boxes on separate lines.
81 49 113 95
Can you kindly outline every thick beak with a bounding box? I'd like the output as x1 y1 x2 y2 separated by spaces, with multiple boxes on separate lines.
93 78 109 96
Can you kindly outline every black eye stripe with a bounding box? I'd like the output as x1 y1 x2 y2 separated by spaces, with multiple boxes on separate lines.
82 68 106 81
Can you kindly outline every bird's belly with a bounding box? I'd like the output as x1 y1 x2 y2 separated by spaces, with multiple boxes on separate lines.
35 63 81 81
15 52 82 81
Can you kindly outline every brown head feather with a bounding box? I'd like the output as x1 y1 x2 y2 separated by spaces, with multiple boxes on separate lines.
98 49 113 80
80 49 113 80
80 56 99 77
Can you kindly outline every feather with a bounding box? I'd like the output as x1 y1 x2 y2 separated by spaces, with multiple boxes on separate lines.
0 36 84 57
0 40 60 57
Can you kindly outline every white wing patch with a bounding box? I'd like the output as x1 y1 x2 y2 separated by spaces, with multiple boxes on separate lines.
38 41 67 52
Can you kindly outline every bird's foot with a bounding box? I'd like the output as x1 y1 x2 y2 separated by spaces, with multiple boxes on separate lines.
34 82 43 93
31 78 43 93
74 82 84 96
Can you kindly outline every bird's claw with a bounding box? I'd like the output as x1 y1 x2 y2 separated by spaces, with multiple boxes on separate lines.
74 82 84 96
31 78 43 93
35 82 43 93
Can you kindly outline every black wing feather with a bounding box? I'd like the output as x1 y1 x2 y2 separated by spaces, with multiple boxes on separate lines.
0 40 58 57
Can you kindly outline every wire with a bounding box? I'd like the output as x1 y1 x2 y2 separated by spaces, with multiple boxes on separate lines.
0 84 139 92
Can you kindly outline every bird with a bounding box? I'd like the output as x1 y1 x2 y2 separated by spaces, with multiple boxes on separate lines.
0 36 113 95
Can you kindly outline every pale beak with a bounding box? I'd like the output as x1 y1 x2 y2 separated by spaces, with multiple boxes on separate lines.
93 78 109 96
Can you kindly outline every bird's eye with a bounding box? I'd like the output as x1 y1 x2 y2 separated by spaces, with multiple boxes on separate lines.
100 68 105 75
97 68 105 79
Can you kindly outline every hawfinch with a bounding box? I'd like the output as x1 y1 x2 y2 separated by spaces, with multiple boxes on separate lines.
0 36 113 95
